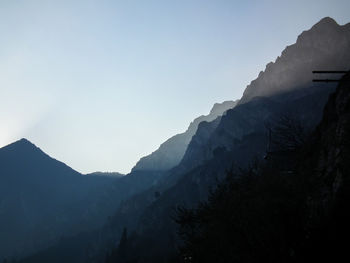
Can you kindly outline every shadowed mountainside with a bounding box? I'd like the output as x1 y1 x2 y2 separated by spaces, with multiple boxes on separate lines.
174 72 350 263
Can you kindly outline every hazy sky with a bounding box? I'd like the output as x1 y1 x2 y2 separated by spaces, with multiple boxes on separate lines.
0 0 349 174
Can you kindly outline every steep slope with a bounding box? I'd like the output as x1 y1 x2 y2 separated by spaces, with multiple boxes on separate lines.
173 72 350 263
180 17 350 170
240 17 350 103
132 100 238 172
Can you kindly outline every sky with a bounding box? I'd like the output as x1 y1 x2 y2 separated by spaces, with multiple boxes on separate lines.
0 0 349 174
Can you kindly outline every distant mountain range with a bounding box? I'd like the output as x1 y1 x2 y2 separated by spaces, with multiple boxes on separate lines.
132 100 238 172
86 172 124 177
2 17 350 263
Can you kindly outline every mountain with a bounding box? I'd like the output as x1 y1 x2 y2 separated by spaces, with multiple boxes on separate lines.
0 139 161 261
173 72 350 263
0 139 89 259
132 100 238 172
17 17 350 263
102 17 350 262
180 16 350 170
240 17 350 103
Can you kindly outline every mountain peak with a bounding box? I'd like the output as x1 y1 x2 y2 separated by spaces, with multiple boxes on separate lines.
295 17 341 45
209 100 239 116
0 138 44 157
10 138 37 149
240 17 350 104
17 138 35 145
312 17 338 29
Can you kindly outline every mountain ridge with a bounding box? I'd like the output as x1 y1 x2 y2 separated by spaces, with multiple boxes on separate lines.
131 100 238 172
179 16 350 170
0 138 80 175
240 17 350 104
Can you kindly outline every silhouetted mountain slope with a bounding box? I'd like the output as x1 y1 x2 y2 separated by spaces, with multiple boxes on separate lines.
132 100 238 172
112 88 332 263
0 140 161 262
174 72 350 263
102 17 350 263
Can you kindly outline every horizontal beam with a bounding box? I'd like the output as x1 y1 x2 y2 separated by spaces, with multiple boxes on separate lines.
312 79 341 82
312 71 349 74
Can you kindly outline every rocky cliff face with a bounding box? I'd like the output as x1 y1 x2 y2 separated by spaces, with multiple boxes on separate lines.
307 72 350 222
180 17 350 171
132 100 238 172
240 17 350 104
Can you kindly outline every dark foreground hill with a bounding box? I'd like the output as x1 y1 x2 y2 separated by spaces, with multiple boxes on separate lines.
0 140 161 261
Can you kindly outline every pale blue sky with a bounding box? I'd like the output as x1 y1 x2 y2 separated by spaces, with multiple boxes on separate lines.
0 0 349 174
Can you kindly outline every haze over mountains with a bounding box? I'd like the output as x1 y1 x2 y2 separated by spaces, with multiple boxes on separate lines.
0 17 350 263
